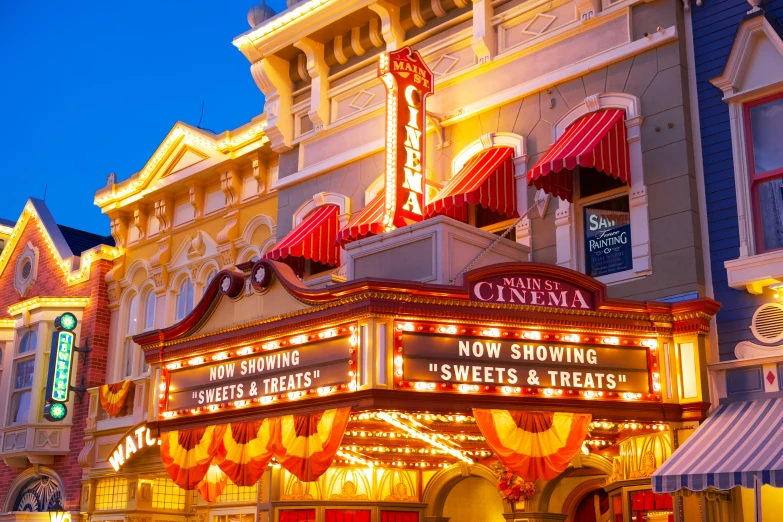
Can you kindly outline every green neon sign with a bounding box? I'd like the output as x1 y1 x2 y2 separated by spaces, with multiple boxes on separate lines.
45 402 67 421
47 330 74 403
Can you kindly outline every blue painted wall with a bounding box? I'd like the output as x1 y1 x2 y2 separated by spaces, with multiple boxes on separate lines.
692 0 783 360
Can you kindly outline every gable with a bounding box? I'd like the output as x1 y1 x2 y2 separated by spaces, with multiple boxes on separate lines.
739 35 783 92
162 146 209 178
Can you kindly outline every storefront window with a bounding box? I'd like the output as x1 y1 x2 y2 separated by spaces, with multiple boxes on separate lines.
279 510 316 522
94 478 128 510
218 482 258 503
746 93 783 252
629 491 673 522
10 330 37 424
152 474 187 510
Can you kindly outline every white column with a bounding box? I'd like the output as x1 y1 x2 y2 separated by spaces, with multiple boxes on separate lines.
555 197 575 269
626 116 652 277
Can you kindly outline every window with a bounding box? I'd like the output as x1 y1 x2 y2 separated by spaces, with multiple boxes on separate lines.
122 294 139 379
746 93 783 252
144 290 156 331
94 478 128 510
576 168 631 278
152 474 187 510
205 267 218 288
218 482 259 503
10 330 37 424
176 278 194 321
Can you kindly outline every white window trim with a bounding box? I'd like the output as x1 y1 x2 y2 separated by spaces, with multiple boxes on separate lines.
710 15 783 293
8 327 41 426
552 93 651 285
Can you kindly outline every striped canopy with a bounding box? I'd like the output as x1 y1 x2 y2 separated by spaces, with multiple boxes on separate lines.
653 398 783 493
264 204 340 267
337 192 385 246
426 147 516 218
474 409 591 481
527 109 630 202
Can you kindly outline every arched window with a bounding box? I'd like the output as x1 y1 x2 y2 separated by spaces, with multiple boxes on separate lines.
143 291 156 331
122 294 139 379
11 330 37 424
205 268 218 288
176 278 194 321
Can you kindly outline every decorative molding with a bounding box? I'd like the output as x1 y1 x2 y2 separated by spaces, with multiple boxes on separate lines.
252 157 267 194
220 169 242 207
149 237 171 289
133 206 147 242
369 17 384 48
109 212 129 248
431 0 447 17
153 196 173 233
471 0 496 64
451 132 526 175
217 210 240 267
251 56 294 152
14 241 39 298
187 181 204 219
295 37 331 132
333 35 349 65
351 27 366 56
411 0 427 28
293 192 351 228
369 0 404 50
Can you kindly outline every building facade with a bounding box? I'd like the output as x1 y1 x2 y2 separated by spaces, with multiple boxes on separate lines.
0 199 116 520
78 0 727 520
648 1 783 520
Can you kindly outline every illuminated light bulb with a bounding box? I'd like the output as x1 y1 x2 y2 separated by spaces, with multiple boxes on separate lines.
349 382 357 391
523 331 542 340
159 382 167 391
501 386 512 394
262 341 279 351
237 347 253 356
212 352 228 361
584 391 594 398
350 335 358 346
563 334 580 343
642 339 658 349
624 393 635 400
188 357 205 366
395 356 403 366
166 362 181 370
428 383 436 390
556 389 563 395
653 383 661 391
209 404 219 412
544 388 554 396
396 369 403 377
482 328 501 337
602 337 620 345
290 335 308 345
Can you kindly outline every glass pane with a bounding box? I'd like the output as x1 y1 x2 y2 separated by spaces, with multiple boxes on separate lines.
15 359 34 389
757 177 783 251
583 196 632 277
19 331 37 354
127 294 139 335
750 97 783 174
579 166 626 199
144 291 156 330
177 279 194 320
123 339 135 378
12 390 31 423
206 269 218 287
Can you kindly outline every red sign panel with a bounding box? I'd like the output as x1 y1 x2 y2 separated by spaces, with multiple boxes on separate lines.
469 274 595 310
379 47 434 228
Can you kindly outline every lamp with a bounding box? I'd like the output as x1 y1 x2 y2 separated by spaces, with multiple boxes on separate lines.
48 501 70 522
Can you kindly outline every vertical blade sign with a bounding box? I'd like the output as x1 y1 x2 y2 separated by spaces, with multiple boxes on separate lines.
378 47 434 229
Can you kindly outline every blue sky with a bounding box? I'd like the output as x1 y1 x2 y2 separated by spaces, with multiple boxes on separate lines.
0 0 286 234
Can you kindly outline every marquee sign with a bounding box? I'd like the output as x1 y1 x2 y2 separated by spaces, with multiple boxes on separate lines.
397 326 655 397
469 273 596 310
164 336 355 412
379 46 434 229
108 423 160 471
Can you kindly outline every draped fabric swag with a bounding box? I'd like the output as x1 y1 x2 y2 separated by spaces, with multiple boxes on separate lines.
473 409 591 481
98 380 133 416
160 408 351 499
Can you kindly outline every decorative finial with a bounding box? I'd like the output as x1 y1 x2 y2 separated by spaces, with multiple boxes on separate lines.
247 0 276 27
106 172 117 186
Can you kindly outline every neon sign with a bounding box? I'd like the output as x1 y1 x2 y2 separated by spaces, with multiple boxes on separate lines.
109 424 160 471
378 47 434 230
44 312 78 421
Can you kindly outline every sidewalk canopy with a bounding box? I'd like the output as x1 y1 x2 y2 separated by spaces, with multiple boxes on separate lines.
652 398 783 493
337 192 385 246
527 109 630 202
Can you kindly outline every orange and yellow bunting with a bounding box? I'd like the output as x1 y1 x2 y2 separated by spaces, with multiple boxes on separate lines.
274 407 351 482
196 463 228 502
161 425 224 490
98 380 132 416
215 419 277 486
474 409 591 481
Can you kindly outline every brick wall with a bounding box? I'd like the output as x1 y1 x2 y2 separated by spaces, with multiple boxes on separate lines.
0 217 113 511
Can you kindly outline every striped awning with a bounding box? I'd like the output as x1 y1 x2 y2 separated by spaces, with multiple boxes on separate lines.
264 204 340 266
527 109 630 202
652 398 783 493
337 192 385 246
425 147 517 218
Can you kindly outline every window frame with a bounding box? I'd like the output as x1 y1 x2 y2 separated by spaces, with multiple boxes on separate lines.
121 292 139 379
9 330 38 426
575 182 631 277
744 91 783 254
175 277 195 322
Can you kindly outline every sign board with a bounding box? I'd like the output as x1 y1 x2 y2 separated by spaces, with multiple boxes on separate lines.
165 337 353 411
584 207 632 277
469 274 595 310
108 424 160 471
378 47 434 228
400 332 650 394
44 312 78 406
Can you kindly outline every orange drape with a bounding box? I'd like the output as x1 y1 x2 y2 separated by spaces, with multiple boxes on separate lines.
274 407 352 482
160 425 224 490
98 380 132 416
474 409 591 481
215 419 277 486
196 463 228 502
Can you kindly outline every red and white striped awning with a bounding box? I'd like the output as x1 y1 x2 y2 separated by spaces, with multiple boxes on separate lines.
527 109 630 202
264 204 340 266
425 146 517 218
337 192 385 246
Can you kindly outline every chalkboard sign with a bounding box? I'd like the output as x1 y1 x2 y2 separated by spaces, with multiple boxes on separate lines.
584 207 632 277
